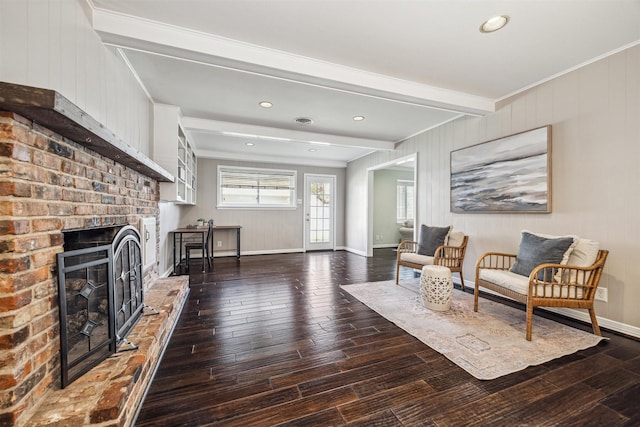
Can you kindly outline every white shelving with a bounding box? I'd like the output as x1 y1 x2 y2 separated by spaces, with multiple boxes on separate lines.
152 104 197 204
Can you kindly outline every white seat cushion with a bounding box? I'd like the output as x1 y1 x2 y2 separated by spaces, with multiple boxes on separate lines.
400 252 434 266
479 269 582 298
479 269 530 294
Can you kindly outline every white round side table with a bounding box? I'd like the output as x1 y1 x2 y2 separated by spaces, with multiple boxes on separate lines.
420 265 453 311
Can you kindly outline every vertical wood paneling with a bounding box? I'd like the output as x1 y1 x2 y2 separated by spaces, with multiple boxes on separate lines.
536 84 554 126
84 15 101 129
1 1 28 83
59 0 77 101
551 73 580 225
577 60 609 234
74 1 87 114
347 44 640 332
27 0 49 87
48 0 62 89
605 52 629 264
622 46 640 316
104 49 120 143
510 95 528 132
0 0 151 156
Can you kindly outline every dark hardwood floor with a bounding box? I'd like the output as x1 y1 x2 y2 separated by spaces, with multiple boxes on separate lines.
135 249 640 426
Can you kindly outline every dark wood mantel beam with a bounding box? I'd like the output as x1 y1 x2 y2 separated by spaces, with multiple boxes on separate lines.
0 81 173 182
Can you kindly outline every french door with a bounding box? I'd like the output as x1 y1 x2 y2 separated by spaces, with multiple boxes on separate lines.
304 174 335 251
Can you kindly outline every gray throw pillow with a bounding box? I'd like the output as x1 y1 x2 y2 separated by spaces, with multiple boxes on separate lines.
511 232 575 279
417 225 451 256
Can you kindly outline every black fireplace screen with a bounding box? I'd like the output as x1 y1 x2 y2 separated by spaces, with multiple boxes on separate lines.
112 226 144 342
57 225 144 388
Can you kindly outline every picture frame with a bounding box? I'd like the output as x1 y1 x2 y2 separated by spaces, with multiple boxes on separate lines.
450 125 552 213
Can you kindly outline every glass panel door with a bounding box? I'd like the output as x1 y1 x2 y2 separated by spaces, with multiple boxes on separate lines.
304 174 335 251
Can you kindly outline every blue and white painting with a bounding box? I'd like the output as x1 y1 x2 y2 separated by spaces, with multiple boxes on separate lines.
450 126 551 213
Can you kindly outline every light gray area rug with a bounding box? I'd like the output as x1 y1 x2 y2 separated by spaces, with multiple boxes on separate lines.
340 280 606 380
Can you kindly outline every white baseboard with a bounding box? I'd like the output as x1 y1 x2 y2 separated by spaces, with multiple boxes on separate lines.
217 248 305 257
212 250 242 258
213 247 352 258
475 283 640 340
344 247 368 257
544 306 640 339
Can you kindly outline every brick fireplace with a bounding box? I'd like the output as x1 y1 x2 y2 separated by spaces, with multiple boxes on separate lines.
0 85 188 427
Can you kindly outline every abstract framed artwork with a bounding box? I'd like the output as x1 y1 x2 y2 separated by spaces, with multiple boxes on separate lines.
450 125 552 213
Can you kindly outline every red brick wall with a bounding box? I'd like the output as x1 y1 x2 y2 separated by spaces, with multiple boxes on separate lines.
0 111 159 426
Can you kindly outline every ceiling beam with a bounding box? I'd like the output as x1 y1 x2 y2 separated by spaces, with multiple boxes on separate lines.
181 117 396 151
92 8 495 116
196 149 349 168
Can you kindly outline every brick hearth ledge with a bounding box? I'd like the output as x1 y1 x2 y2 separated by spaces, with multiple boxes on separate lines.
24 277 189 427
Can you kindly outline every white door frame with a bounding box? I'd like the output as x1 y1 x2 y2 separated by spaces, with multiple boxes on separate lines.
366 154 417 257
303 173 337 251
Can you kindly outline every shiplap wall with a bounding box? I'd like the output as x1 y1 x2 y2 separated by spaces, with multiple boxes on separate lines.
346 45 640 335
0 0 151 155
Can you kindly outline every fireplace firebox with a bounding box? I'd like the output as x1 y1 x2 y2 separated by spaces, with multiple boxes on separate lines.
57 225 149 387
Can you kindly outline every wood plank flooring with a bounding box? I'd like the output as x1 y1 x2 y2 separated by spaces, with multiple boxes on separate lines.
135 249 640 426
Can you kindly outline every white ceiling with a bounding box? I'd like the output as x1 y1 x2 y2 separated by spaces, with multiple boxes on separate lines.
89 0 640 167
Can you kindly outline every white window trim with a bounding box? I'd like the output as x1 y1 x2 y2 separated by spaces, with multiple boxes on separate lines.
217 165 297 209
397 179 415 224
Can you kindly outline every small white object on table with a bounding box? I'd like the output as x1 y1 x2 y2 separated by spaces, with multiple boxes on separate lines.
420 265 453 311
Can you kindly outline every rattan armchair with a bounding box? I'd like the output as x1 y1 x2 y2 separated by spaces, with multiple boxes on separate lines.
474 249 609 341
396 233 468 290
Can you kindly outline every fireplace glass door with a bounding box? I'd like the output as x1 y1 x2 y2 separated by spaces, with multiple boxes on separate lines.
57 245 115 387
57 225 144 388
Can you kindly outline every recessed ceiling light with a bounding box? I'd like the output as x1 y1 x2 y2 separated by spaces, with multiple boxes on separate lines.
259 101 272 108
480 15 509 33
245 142 255 146
353 116 365 121
295 117 313 125
308 148 317 152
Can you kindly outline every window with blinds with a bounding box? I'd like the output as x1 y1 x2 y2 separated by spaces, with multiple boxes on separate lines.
218 166 297 208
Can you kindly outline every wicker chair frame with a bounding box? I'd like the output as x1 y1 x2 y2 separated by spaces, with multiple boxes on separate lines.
474 249 609 341
395 235 469 290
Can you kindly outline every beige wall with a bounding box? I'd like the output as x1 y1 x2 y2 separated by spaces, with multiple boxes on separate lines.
0 0 152 155
346 44 640 337
178 158 346 256
373 169 414 245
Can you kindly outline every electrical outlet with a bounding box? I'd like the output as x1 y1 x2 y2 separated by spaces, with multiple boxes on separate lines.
217 241 222 247
595 287 608 302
